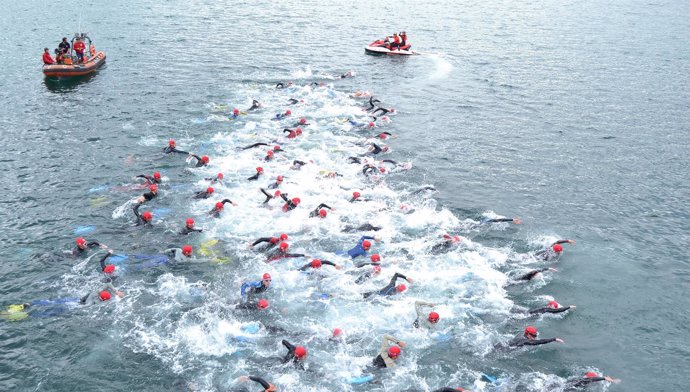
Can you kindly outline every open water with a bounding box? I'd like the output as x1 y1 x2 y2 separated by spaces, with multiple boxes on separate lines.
0 1 689 391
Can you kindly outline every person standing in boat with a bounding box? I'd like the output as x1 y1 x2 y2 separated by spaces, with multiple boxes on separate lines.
73 38 86 63
58 37 70 54
42 48 55 65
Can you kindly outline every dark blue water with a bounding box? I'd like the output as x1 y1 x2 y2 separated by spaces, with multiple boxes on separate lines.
1 1 689 391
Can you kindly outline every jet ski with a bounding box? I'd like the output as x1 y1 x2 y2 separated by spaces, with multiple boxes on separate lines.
365 39 416 56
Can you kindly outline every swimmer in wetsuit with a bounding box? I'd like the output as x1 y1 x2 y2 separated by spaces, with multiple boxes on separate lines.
309 203 333 218
267 175 284 190
248 167 264 181
291 160 307 170
241 273 272 302
340 236 380 259
260 188 282 204
413 300 440 330
411 186 437 195
363 272 412 298
528 300 576 315
205 173 224 184
355 264 381 284
266 242 306 262
298 259 341 271
276 81 293 89
135 172 161 186
188 154 210 167
281 340 307 370
535 239 576 261
283 127 302 139
273 110 292 120
235 375 277 392
294 117 310 127
342 223 382 233
135 184 158 204
247 99 262 111
508 326 564 347
193 186 215 199
430 234 462 254
209 199 237 217
565 372 621 390
180 218 202 235
239 142 271 150
372 334 406 368
250 233 288 251
279 193 300 211
235 298 270 311
72 237 108 257
482 217 522 225
132 204 153 226
515 267 558 282
163 139 189 155
80 281 124 305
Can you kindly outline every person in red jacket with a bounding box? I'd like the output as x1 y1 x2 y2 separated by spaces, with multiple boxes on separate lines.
388 33 401 50
73 38 86 63
42 48 55 65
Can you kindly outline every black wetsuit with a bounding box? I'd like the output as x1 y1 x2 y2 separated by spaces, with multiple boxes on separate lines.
97 252 112 272
267 180 281 190
72 241 103 257
292 160 306 169
136 175 160 185
205 175 222 184
267 250 305 262
281 340 305 370
299 260 336 271
535 240 571 261
517 267 551 281
140 191 157 202
180 226 203 235
276 82 289 89
411 186 437 195
209 199 234 217
288 98 299 104
363 272 408 298
309 203 332 217
362 165 378 176
430 240 458 254
248 172 262 181
364 143 384 156
280 193 298 211
163 146 188 155
248 99 262 111
355 270 377 284
343 223 382 233
189 154 207 167
193 190 213 199
347 157 362 164
241 376 273 392
260 188 276 204
508 336 558 347
529 306 572 314
240 142 270 150
367 97 382 111
133 204 152 226
566 377 607 389
252 237 282 250
484 218 514 224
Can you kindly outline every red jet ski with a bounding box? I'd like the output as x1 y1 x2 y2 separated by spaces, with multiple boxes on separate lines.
365 39 416 56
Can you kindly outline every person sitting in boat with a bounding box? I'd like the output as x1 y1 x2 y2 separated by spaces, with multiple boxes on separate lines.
58 37 70 54
42 48 55 65
400 31 408 47
63 55 73 65
387 33 401 50
54 49 65 64
73 38 86 63
383 37 391 49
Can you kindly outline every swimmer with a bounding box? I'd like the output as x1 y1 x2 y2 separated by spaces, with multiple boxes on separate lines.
515 267 558 282
267 175 284 190
287 98 300 105
291 160 307 170
235 298 270 311
180 218 203 235
188 154 210 168
72 237 108 257
235 375 276 392
482 217 522 225
309 203 333 218
411 186 437 195
264 150 275 162
135 171 162 186
413 300 440 329
298 259 341 271
260 188 282 204
163 139 189 155
80 282 124 305
266 242 306 262
366 96 382 111
347 157 363 164
528 300 576 315
362 143 389 156
293 118 310 127
508 326 564 347
135 184 158 204
339 70 354 78
281 340 307 370
132 204 153 226
350 90 372 99
355 265 381 284
430 234 462 254
279 193 300 212
363 272 412 298
247 99 262 111
272 145 285 154
193 186 215 199
282 127 302 139
205 173 224 184
372 334 406 368
239 142 271 150
248 167 264 181
340 236 381 259
349 191 362 202
535 239 576 261
229 108 246 120
355 253 381 268
96 250 117 275
565 372 621 389
164 245 194 261
275 81 293 89
375 131 395 140
273 110 292 120
342 223 382 232
241 273 272 301
249 233 288 250
209 199 237 217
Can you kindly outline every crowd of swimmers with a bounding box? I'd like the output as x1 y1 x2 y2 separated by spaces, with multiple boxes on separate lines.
9 74 621 391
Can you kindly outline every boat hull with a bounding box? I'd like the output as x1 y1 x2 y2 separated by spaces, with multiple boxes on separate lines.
43 51 106 78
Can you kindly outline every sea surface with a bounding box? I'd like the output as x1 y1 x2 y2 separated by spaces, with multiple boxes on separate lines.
0 1 689 391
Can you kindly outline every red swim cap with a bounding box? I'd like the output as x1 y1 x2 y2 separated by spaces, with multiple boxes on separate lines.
274 145 281 150
553 244 563 253
368 122 375 128
168 139 175 146
217 173 224 179
99 291 111 301
388 346 401 358
274 190 281 197
429 312 440 323
153 172 161 180
547 300 560 309
233 108 239 115
318 209 327 218
362 240 371 250
186 218 194 226
279 242 289 251
296 129 302 135
396 284 407 293
333 328 342 337
378 133 387 139
103 264 115 274
150 184 158 192
266 150 273 157
257 299 269 309
262 273 271 280
371 254 381 263
294 346 307 359
292 197 301 205
142 211 153 222
585 372 598 378
311 259 322 268
215 202 224 210
76 237 87 246
300 118 306 124
277 175 284 181
285 110 292 115
353 191 361 199
201 156 209 163
525 326 538 336
379 167 386 173
256 167 263 173
280 233 288 241
207 187 214 194
373 265 382 273
182 245 193 256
